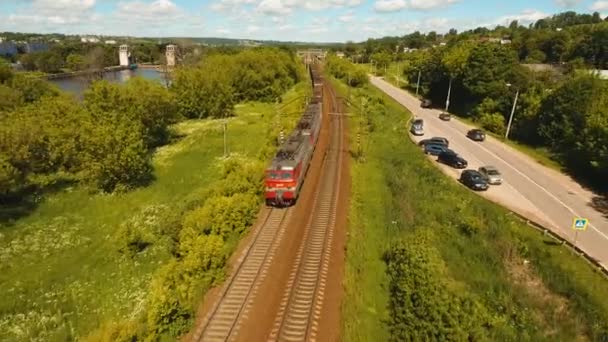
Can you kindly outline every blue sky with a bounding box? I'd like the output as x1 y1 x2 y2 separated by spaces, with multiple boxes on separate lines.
0 0 607 42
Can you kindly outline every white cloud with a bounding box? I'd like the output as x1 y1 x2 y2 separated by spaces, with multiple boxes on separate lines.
374 0 406 12
590 1 608 11
408 0 458 10
496 9 547 26
258 0 293 15
374 0 457 12
554 0 582 8
338 10 355 23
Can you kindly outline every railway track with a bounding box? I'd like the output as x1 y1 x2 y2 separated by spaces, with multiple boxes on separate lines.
269 81 344 342
193 207 292 341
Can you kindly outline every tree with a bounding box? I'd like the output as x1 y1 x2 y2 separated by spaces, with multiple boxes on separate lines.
538 74 608 186
84 78 179 148
9 74 59 103
0 59 13 84
0 84 22 112
171 65 234 119
462 43 518 101
66 53 85 71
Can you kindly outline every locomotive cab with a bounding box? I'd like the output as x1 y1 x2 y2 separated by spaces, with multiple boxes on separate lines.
265 167 297 207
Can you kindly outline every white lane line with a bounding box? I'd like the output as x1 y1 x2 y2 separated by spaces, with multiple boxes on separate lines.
373 78 608 241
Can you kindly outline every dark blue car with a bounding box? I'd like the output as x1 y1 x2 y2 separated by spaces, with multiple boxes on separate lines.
424 143 446 156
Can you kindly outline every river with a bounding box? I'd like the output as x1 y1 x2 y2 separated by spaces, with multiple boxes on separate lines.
50 68 166 97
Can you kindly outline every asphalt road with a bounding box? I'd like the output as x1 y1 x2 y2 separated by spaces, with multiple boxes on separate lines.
371 76 608 269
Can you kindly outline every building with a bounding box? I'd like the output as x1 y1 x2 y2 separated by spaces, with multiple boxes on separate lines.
119 44 130 66
0 37 4 43
105 40 117 45
166 44 176 67
403 47 418 53
589 69 608 80
0 42 18 57
336 51 345 59
25 42 49 53
81 36 100 43
500 39 512 45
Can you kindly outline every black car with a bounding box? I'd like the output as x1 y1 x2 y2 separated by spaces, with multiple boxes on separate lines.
424 143 447 156
439 112 451 121
420 99 432 108
459 170 489 191
467 129 486 141
418 136 449 148
438 149 468 168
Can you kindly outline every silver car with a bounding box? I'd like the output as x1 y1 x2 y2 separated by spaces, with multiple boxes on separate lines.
410 119 424 136
478 166 502 185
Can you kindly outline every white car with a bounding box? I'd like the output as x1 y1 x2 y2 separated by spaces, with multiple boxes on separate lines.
410 119 424 136
478 166 502 185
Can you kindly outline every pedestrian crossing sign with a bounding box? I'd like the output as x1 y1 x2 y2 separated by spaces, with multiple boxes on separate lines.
572 218 588 231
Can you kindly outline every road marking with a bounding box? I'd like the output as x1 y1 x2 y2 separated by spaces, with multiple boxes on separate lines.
372 77 608 242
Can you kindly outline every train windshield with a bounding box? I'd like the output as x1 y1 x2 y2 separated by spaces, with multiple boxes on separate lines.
281 172 293 180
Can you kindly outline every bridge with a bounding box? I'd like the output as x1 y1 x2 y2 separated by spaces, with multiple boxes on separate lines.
297 49 326 64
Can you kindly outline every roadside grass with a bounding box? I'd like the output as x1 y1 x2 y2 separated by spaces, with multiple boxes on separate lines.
341 80 608 341
0 82 308 342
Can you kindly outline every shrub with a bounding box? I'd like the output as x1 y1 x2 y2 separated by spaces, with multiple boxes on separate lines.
146 235 225 337
479 112 506 136
83 320 143 342
385 231 491 341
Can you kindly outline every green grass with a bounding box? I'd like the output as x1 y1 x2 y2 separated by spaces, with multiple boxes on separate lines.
0 82 309 342
341 81 608 341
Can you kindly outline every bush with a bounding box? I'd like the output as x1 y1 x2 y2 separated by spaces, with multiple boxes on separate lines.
479 112 506 136
115 205 173 256
146 235 225 337
83 320 143 342
385 231 491 341
180 192 259 240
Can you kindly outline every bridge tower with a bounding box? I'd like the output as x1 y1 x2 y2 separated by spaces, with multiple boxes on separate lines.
119 44 130 66
166 44 176 67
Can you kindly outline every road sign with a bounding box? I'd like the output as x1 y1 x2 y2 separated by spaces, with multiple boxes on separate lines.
572 218 589 231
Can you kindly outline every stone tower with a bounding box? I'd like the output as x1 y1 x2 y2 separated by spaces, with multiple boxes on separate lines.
119 44 130 66
166 44 176 67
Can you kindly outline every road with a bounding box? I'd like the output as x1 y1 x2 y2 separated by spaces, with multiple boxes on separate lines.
371 76 608 269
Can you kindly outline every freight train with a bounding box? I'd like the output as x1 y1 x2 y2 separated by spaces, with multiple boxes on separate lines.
264 65 323 207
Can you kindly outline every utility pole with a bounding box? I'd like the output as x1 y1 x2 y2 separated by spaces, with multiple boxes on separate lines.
223 119 228 157
415 69 421 96
397 64 401 88
505 88 519 140
445 77 453 112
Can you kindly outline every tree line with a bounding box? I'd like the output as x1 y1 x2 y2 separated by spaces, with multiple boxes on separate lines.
340 11 608 69
0 48 302 205
337 11 608 191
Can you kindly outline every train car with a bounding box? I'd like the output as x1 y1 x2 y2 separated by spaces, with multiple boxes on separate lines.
265 66 323 207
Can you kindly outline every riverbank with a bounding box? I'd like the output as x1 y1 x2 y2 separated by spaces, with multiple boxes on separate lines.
42 65 133 80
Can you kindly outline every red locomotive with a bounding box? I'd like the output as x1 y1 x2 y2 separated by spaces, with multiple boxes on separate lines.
265 66 323 207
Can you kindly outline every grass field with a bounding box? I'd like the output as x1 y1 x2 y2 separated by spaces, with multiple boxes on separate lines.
0 83 308 341
340 80 608 341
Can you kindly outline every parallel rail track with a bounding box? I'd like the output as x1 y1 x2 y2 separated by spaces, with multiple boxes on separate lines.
192 77 343 342
269 81 344 342
193 208 292 341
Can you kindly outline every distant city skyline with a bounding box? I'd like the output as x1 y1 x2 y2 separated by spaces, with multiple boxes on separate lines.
0 0 607 43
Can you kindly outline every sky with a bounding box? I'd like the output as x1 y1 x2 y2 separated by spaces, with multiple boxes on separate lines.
0 0 607 42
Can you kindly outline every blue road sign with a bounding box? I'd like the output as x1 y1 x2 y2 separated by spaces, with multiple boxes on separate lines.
572 218 589 231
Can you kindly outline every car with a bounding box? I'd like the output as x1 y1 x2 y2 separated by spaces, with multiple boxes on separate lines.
459 170 489 191
438 149 468 169
418 136 449 148
421 99 432 108
424 143 447 155
467 129 486 141
439 112 451 121
410 119 424 136
478 166 502 185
